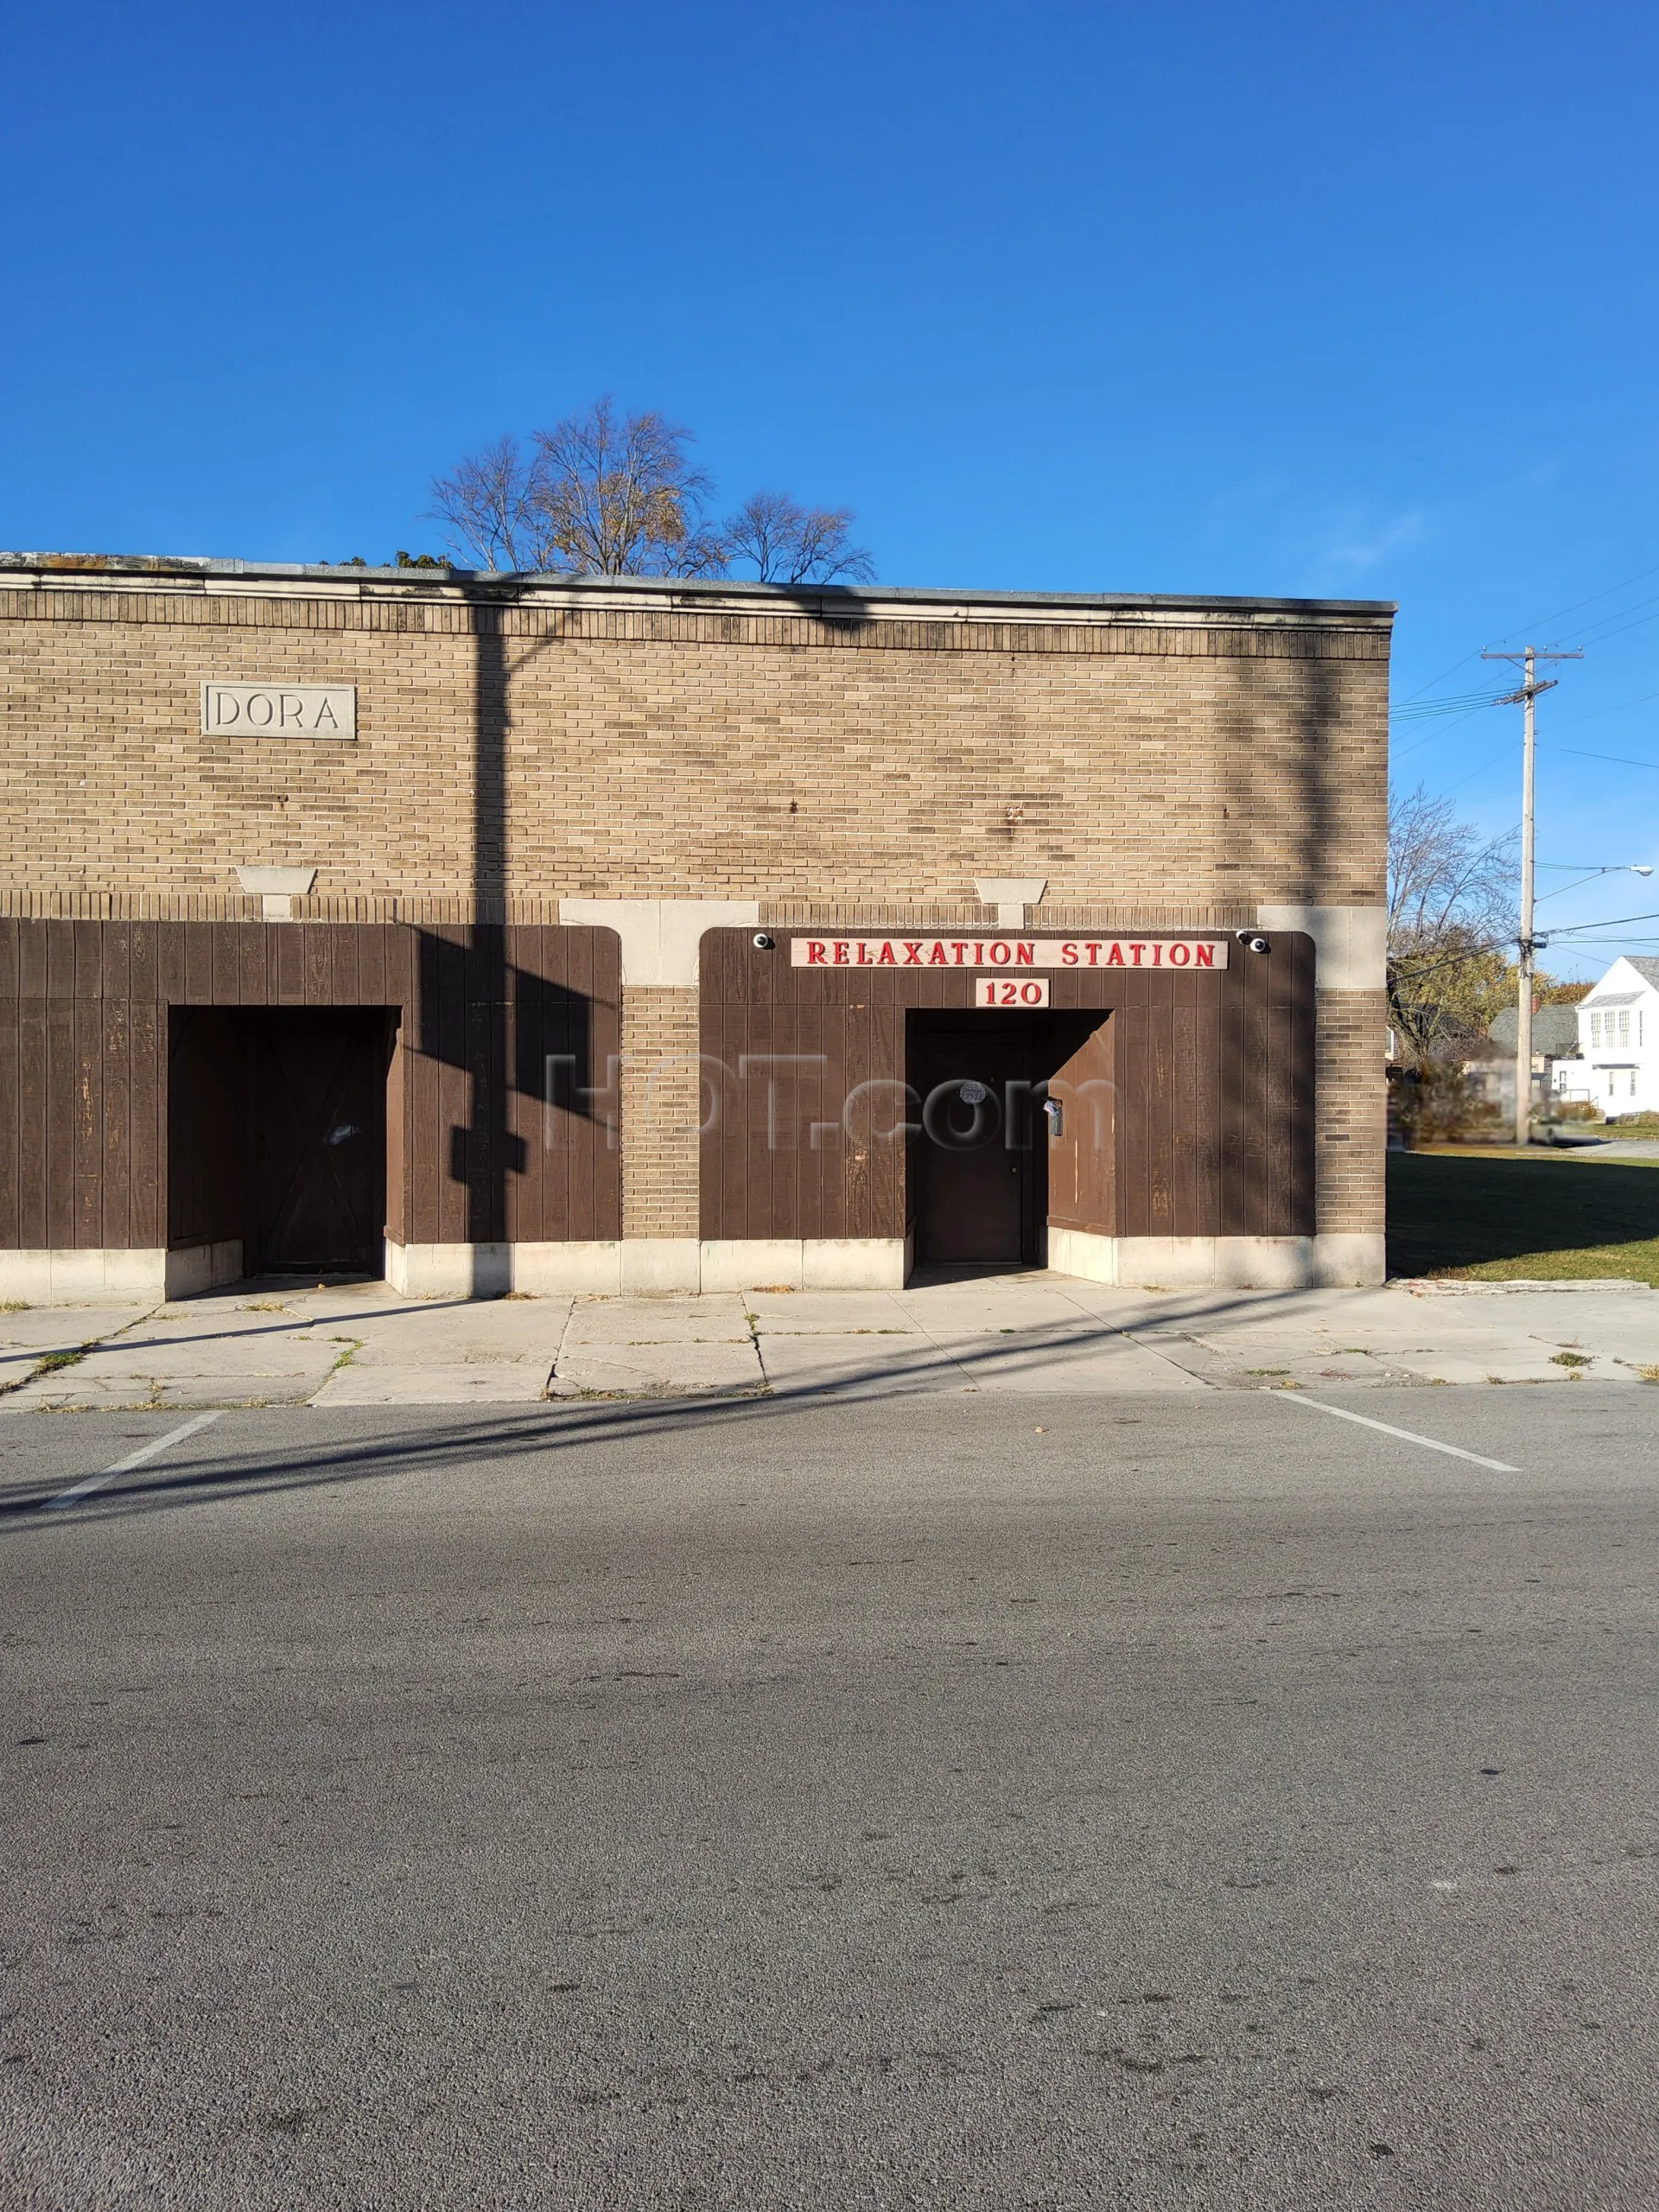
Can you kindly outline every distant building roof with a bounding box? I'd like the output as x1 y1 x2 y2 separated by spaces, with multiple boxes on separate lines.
1581 956 1659 1003
1488 1004 1582 1055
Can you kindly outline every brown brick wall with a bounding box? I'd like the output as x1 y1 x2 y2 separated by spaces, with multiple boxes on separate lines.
1314 989 1388 1234
2 576 1389 1250
619 988 701 1238
0 586 1387 914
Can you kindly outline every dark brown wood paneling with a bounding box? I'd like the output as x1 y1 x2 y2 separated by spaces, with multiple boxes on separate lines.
699 930 1316 1245
238 926 269 1005
17 923 48 1001
1114 1001 1151 1238
332 926 361 1006
104 921 131 1004
46 922 76 1002
212 922 241 1007
1047 1017 1115 1236
303 925 331 1004
0 994 18 1249
0 920 623 1258
556 927 585 1243
1171 982 1200 1233
358 925 386 1009
44 996 77 1249
17 1000 48 1249
435 927 469 1246
526 938 555 1230
130 996 162 1247
276 924 305 1004
464 944 495 1243
870 995 905 1239
73 920 103 1002
73 995 102 1249
101 996 131 1249
152 925 181 1006
1288 933 1317 1230
183 924 214 1006
407 938 442 1247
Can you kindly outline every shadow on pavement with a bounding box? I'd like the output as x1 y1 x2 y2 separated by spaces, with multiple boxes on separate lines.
1388 1152 1659 1279
0 1298 1295 1526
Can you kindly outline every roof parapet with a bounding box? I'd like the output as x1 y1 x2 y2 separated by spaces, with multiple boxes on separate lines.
0 550 1396 626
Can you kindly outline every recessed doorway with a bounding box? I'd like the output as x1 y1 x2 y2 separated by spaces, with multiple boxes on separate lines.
906 1008 1111 1268
168 1007 394 1280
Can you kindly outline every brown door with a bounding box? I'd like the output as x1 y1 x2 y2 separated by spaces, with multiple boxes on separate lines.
912 1028 1033 1263
1045 1016 1115 1236
247 1010 389 1274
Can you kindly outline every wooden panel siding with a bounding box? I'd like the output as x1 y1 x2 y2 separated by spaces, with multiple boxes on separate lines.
0 920 620 1253
699 929 1316 1244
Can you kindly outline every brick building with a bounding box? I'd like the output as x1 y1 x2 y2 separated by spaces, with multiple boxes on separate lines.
0 556 1391 1299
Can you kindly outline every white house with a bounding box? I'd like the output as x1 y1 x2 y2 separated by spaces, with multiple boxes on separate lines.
1555 957 1659 1116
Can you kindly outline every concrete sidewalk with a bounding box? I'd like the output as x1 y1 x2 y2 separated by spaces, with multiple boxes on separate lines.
1 1268 1655 1409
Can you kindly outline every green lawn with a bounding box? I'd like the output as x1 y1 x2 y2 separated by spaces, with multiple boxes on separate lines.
1388 1149 1659 1283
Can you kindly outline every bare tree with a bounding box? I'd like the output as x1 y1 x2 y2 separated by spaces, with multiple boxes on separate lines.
428 435 559 572
428 407 716 575
429 401 875 582
531 398 722 577
1387 785 1517 1063
720 492 874 585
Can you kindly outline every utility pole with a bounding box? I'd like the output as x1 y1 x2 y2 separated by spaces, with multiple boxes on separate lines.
1483 645 1582 1146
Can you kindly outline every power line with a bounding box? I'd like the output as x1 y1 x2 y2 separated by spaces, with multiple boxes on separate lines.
1556 747 1659 772
1566 605 1659 651
1491 560 1659 647
1537 873 1620 905
1539 687 1659 737
1422 742 1517 798
1390 688 1508 721
1394 650 1496 708
1392 558 1659 710
1544 909 1659 935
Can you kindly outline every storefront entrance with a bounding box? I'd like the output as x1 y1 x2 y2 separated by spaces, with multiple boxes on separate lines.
910 1023 1035 1262
168 1007 393 1278
906 1010 1112 1268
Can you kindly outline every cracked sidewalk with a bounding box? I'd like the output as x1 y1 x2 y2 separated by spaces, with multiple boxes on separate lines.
0 1270 1654 1410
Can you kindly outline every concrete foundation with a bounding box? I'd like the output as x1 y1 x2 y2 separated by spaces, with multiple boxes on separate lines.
2 1230 1387 1304
1046 1228 1387 1289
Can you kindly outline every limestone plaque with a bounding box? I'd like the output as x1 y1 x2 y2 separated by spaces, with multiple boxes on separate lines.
200 681 356 740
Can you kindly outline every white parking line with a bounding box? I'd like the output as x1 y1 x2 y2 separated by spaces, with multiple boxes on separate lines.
41 1411 225 1511
1283 1394 1518 1471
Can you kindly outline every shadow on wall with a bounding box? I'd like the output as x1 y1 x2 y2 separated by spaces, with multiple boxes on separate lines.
415 931 601 1240
1219 650 1352 906
414 595 605 1287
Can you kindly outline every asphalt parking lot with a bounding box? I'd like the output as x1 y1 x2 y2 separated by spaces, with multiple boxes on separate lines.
4 1385 1659 2209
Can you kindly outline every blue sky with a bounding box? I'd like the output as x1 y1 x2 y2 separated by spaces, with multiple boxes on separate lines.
3 2 1654 973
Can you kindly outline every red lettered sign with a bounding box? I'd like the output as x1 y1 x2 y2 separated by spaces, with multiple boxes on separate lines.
789 937 1229 970
975 976 1050 1007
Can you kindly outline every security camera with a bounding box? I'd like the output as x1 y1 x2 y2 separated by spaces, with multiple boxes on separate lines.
1236 931 1270 954
753 932 775 950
